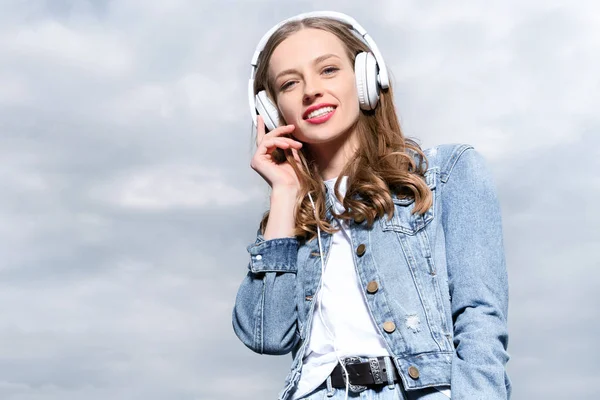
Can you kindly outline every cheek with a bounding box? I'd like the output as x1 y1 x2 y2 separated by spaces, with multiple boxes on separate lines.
339 76 358 107
343 85 360 115
276 98 299 125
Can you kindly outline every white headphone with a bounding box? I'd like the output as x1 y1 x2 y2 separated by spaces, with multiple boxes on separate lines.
248 11 390 131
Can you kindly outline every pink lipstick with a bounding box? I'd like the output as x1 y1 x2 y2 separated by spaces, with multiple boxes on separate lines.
305 108 336 124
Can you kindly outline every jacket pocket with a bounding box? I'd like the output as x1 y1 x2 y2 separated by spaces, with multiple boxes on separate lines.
381 171 436 235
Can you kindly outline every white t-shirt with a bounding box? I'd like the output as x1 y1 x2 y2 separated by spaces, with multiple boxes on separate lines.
291 176 390 399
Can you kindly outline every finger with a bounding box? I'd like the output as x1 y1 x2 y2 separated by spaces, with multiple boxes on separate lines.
259 137 302 153
255 115 265 147
266 124 296 138
257 138 297 155
259 134 303 151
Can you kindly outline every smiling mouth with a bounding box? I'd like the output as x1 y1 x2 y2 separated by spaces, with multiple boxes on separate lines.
304 106 336 120
304 107 336 124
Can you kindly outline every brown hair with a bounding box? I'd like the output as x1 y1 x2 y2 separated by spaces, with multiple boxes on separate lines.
253 16 432 242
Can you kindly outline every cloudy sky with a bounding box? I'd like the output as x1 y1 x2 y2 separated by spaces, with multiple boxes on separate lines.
1 0 598 399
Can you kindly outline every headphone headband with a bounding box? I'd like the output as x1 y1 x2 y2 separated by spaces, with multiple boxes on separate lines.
248 11 390 127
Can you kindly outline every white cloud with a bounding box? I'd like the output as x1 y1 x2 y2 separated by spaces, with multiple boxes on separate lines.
0 74 31 105
377 1 600 158
0 20 134 77
88 164 260 210
104 73 241 124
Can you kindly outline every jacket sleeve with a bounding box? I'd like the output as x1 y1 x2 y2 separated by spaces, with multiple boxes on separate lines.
441 145 512 399
231 229 301 355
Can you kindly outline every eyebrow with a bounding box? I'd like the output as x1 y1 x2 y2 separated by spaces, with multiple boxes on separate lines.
274 53 341 82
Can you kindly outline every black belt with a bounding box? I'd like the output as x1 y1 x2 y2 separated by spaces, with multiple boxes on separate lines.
329 356 401 391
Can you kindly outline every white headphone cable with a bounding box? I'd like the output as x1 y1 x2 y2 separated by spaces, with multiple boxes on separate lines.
307 192 350 400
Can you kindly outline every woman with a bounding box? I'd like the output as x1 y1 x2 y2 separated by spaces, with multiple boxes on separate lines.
232 11 511 400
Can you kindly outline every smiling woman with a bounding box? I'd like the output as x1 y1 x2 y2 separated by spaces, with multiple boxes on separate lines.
232 11 512 400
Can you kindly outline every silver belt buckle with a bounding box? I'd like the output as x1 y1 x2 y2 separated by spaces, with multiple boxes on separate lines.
368 357 385 385
341 357 368 393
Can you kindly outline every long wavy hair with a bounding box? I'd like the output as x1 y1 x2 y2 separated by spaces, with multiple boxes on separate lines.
253 16 432 242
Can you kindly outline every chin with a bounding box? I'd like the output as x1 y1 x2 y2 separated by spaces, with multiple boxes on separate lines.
302 129 349 145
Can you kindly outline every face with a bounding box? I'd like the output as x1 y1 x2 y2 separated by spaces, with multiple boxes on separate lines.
268 28 360 145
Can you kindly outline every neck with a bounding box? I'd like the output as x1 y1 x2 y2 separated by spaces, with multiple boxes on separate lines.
309 127 359 181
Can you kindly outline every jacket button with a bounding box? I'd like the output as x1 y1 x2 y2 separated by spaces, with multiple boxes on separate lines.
367 281 379 294
383 321 396 333
356 244 366 256
408 366 420 380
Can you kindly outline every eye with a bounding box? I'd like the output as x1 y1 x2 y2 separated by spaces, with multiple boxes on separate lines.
280 81 296 91
322 66 339 75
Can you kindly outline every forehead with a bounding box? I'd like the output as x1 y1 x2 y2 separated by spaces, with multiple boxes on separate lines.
268 28 349 75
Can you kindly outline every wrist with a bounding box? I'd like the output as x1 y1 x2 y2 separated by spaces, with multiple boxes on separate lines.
271 185 299 198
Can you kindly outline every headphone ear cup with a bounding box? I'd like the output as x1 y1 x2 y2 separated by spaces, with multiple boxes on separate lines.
355 52 380 110
255 91 280 131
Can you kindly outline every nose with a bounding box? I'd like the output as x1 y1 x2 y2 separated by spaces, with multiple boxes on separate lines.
303 77 323 104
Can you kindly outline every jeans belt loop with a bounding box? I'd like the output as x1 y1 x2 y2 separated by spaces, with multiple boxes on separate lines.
325 375 335 397
383 356 396 389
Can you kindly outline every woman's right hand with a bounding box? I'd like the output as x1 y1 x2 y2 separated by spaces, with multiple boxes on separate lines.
251 115 303 191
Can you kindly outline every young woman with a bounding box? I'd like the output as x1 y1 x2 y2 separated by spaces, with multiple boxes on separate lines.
232 11 511 400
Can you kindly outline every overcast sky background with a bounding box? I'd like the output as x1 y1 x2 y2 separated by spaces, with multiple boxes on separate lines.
0 0 598 399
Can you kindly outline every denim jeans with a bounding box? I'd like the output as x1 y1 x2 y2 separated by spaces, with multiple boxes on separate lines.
298 381 451 400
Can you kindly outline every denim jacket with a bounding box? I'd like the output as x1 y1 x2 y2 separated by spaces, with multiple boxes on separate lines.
232 144 512 399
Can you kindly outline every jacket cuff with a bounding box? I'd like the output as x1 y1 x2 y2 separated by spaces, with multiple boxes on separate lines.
246 237 299 273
